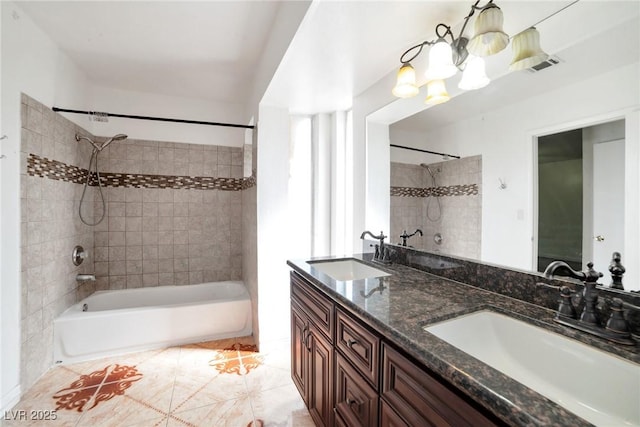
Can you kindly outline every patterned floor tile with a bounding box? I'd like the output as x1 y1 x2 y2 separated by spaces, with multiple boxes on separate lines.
52 364 144 413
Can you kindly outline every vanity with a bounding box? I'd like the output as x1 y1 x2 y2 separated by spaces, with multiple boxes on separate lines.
287 247 640 427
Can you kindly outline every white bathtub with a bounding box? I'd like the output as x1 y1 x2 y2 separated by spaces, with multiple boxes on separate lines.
53 281 252 364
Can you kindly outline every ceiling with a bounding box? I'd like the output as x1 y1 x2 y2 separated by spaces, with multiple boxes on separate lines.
15 1 640 118
16 1 283 103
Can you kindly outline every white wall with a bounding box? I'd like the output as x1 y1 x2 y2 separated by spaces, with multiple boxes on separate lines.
0 1 92 410
388 63 640 274
256 104 291 345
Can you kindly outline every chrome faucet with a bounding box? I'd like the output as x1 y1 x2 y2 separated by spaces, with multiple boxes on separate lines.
544 261 636 345
399 229 423 247
360 230 391 264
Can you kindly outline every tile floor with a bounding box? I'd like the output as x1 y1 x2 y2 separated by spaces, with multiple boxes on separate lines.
3 337 314 427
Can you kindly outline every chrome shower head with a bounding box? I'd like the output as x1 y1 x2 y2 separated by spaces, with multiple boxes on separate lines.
99 133 128 150
111 134 128 141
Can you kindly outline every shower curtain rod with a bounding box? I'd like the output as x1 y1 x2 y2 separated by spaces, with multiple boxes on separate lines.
390 144 460 159
52 107 255 130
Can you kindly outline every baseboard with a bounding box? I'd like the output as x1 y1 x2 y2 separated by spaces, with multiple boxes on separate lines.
1 385 21 413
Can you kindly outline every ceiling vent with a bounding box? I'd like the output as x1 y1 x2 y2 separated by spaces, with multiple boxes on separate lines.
526 55 562 73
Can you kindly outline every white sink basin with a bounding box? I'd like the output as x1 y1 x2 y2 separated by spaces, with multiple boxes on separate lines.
425 311 640 426
308 259 391 281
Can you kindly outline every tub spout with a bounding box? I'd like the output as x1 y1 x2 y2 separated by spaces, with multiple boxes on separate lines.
76 274 96 282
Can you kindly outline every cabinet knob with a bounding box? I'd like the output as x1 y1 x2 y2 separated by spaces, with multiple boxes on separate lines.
347 339 358 348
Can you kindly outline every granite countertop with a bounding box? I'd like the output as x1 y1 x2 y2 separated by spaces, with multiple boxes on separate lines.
287 254 640 427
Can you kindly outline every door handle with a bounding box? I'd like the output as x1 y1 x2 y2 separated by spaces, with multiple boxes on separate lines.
594 235 605 242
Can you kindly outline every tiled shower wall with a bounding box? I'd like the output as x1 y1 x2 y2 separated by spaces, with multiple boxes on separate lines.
20 94 96 391
20 94 249 392
390 155 482 259
90 139 243 290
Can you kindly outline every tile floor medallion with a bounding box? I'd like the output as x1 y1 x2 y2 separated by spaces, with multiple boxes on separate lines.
52 365 143 412
209 344 263 375
3 336 313 427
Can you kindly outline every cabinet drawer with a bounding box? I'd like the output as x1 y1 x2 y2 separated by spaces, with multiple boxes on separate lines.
382 343 497 427
291 272 334 341
335 352 379 427
336 308 380 388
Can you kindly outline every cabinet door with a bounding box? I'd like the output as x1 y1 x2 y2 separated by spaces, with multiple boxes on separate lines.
291 303 308 404
308 324 334 427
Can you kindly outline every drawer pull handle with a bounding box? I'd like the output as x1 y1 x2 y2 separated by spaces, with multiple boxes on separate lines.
346 398 362 407
347 339 358 348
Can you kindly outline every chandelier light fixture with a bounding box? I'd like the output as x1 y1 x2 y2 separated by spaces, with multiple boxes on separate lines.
392 0 549 105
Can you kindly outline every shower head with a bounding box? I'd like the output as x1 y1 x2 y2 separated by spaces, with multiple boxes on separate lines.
101 133 128 150
111 134 128 141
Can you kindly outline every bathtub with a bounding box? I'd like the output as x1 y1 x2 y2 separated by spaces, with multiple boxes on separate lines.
53 281 252 365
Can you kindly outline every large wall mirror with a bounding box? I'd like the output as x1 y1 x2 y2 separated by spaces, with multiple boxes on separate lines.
379 1 639 291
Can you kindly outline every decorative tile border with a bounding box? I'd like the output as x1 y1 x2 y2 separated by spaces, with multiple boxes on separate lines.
27 153 255 191
27 154 89 184
390 184 478 197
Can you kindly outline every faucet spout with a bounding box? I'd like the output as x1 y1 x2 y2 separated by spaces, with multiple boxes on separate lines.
544 261 602 283
360 230 384 240
543 261 586 281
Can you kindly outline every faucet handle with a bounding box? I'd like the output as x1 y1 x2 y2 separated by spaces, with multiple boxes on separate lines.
608 252 625 290
583 262 603 283
557 286 577 319
605 298 631 336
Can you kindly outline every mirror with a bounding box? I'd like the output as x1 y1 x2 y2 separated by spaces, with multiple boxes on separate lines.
383 2 639 291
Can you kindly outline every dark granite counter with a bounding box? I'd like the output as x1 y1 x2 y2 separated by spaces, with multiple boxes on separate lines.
287 254 640 427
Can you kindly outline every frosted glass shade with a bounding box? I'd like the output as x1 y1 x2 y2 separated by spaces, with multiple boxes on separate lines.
458 56 490 90
509 27 548 71
392 64 420 98
467 6 509 57
425 39 457 80
425 79 450 105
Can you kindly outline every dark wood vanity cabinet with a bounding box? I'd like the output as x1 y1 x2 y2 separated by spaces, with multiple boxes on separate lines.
290 271 499 427
291 274 335 427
